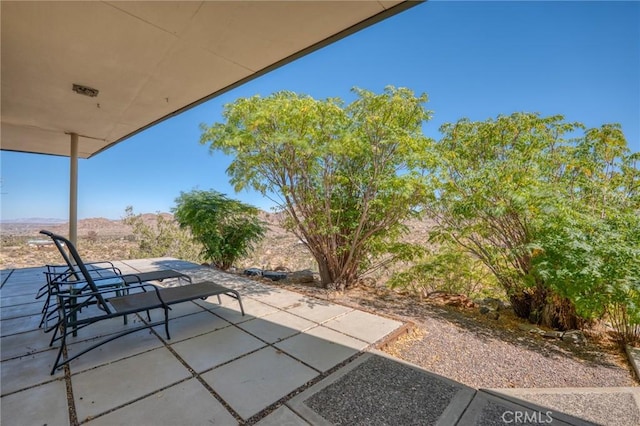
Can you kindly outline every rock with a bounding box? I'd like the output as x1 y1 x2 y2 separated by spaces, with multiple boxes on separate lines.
541 330 563 339
562 330 586 345
480 297 509 311
273 265 290 272
244 268 263 277
479 306 499 320
262 270 288 281
285 270 315 284
430 293 475 308
518 323 538 333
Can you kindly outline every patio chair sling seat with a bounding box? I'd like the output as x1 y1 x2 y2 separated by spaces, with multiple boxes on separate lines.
109 282 235 312
40 230 245 375
119 269 191 285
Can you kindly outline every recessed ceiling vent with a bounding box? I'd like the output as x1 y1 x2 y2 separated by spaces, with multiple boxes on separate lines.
72 84 99 97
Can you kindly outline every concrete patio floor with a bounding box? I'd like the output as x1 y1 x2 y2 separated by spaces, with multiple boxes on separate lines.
2 258 639 425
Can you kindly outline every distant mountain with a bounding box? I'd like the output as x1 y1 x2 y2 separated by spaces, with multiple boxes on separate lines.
1 218 67 224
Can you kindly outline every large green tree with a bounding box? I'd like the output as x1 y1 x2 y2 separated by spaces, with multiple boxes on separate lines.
430 113 639 334
200 87 433 288
534 125 640 341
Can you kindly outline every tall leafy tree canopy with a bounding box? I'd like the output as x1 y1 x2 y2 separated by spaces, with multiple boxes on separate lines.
200 87 433 288
430 113 639 333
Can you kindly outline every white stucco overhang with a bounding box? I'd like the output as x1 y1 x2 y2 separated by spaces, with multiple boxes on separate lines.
1 0 417 159
0 0 418 242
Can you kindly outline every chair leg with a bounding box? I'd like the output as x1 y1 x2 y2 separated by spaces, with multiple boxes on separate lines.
232 290 245 316
50 324 67 375
163 307 170 340
39 296 51 328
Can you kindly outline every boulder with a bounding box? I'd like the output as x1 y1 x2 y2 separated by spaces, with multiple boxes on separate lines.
262 270 288 281
244 268 263 277
285 270 315 284
479 297 509 312
562 330 586 345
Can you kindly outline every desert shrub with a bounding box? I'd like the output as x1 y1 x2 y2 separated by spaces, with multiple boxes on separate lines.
86 230 98 243
388 244 498 298
172 190 266 270
122 206 203 262
536 211 640 343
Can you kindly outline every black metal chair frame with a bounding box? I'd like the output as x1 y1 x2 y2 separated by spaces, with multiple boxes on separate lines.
39 230 193 285
42 231 245 375
38 263 130 329
38 230 192 329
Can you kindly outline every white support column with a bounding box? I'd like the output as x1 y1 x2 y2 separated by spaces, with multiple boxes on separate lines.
69 133 78 245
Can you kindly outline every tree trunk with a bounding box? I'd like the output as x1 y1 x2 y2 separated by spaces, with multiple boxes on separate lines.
315 254 334 288
510 288 579 330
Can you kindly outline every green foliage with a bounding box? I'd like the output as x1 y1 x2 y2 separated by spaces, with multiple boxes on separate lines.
430 113 580 295
172 190 266 270
200 86 433 288
532 125 640 342
388 244 498 298
123 206 203 262
430 113 640 338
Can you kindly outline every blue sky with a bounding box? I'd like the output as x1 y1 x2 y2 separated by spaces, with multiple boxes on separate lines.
1 1 639 220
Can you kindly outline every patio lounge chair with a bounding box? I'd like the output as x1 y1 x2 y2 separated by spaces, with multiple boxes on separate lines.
38 230 192 328
43 231 245 375
39 230 193 285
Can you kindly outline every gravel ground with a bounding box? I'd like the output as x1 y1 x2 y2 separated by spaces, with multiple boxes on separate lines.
305 355 462 425
388 313 635 389
283 283 638 390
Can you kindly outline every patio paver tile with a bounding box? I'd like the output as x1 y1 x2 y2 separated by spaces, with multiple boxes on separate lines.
0 294 41 306
72 347 191 423
0 301 42 320
196 295 279 324
238 311 316 344
255 405 310 426
0 283 41 298
202 346 317 420
67 327 164 374
286 301 353 324
0 380 69 426
275 325 367 372
1 348 64 395
152 310 231 343
171 325 266 373
85 378 238 426
1 328 53 361
322 309 403 343
0 314 41 335
247 289 310 309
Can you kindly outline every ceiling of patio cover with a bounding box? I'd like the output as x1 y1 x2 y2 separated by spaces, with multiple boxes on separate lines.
1 1 415 159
